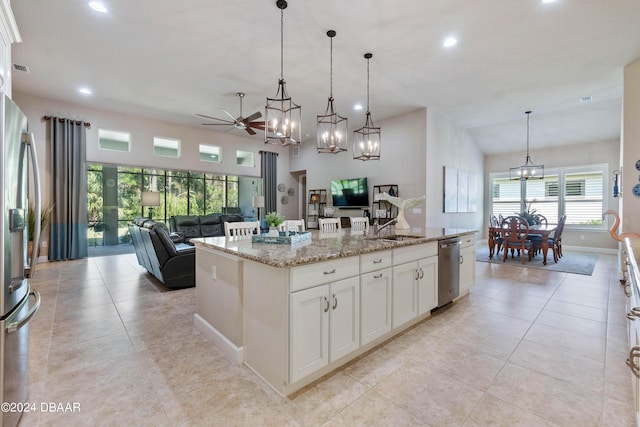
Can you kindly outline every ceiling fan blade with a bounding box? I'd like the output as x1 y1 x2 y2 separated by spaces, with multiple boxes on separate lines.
220 108 239 123
197 113 235 124
247 121 265 130
245 127 257 135
202 123 235 126
244 111 262 123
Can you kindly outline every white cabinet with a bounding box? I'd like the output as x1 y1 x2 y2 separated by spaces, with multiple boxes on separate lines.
459 235 476 295
290 276 359 383
360 268 392 345
417 256 438 315
392 256 438 329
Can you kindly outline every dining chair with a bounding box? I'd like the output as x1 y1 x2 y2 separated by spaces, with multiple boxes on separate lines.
224 221 260 237
527 213 548 255
319 217 341 233
349 217 370 234
550 214 567 262
278 219 306 233
500 216 532 264
489 215 503 256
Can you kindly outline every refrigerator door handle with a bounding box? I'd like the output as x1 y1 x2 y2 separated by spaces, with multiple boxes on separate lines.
6 290 41 334
23 132 42 277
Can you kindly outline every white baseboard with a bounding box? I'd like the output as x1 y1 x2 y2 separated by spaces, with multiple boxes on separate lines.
562 245 618 255
193 313 243 365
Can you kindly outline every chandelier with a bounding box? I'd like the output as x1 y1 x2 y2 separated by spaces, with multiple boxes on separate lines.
353 53 380 161
510 111 544 180
265 0 301 146
317 30 347 154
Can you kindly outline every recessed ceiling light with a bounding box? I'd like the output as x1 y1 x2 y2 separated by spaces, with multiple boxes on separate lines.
89 1 108 13
353 104 363 111
443 37 458 48
79 87 93 95
542 0 556 3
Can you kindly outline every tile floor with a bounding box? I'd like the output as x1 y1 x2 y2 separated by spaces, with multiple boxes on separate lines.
19 250 636 426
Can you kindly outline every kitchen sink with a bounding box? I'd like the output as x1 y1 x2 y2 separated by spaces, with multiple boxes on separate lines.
367 235 422 242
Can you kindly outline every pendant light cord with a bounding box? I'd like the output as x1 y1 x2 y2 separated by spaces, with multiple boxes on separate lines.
280 8 284 80
366 56 370 113
329 36 333 97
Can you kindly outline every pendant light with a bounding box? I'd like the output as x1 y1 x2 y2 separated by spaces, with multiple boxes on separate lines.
317 30 347 154
265 0 301 146
353 53 381 161
510 111 544 180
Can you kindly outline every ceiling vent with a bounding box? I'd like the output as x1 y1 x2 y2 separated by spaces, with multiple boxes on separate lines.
12 63 30 73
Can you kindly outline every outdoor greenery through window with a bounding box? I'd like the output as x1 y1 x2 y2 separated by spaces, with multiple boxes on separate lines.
490 164 606 228
87 163 238 246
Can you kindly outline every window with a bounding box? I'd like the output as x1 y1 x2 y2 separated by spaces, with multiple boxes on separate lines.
490 164 606 228
236 150 255 167
98 129 130 152
199 144 221 163
153 137 181 158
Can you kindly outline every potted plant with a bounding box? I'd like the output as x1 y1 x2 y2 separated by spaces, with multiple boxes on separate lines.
265 212 284 236
28 203 54 258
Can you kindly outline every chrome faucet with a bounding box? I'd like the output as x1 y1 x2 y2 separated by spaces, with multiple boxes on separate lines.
374 218 398 236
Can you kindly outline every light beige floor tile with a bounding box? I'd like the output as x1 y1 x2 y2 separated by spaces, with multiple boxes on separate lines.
463 394 557 427
480 298 543 321
487 363 603 426
543 299 608 322
374 359 484 426
323 390 425 427
524 322 606 362
602 395 636 427
535 309 607 338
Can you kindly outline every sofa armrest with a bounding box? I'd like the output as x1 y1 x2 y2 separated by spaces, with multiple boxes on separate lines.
170 232 185 244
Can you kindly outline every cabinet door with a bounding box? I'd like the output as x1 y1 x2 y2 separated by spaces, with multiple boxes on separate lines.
330 277 360 361
459 245 476 294
360 268 392 345
418 256 438 315
290 285 329 383
392 262 418 329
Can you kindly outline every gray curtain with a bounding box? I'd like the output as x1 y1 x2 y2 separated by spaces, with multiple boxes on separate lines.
261 151 278 214
49 117 88 260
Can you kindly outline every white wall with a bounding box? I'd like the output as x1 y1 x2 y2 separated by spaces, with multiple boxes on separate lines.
426 109 484 229
484 139 620 250
12 92 301 221
290 107 485 232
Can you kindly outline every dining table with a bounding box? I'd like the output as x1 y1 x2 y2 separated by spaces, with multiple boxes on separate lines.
488 224 557 265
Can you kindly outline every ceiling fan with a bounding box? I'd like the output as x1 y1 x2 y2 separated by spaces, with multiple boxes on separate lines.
197 92 265 135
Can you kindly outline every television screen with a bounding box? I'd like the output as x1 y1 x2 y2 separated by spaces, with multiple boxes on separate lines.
331 177 369 207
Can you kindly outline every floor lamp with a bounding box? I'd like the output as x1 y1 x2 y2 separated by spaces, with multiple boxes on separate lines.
142 191 161 219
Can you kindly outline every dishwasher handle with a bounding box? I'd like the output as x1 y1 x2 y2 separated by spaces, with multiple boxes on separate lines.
440 242 461 249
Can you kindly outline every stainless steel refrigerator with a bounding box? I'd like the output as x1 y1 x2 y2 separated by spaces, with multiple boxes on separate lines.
0 94 42 427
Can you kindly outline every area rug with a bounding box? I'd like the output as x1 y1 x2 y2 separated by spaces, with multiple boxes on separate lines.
475 245 596 276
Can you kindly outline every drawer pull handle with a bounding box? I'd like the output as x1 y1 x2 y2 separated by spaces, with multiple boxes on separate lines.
627 312 637 321
374 273 383 279
324 269 336 275
373 259 383 264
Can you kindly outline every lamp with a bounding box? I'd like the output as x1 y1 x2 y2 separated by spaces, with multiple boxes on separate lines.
252 195 265 221
353 53 381 161
141 191 161 219
265 0 301 147
510 111 544 180
317 30 347 154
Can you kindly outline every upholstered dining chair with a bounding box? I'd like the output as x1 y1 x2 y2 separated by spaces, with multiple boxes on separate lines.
319 217 341 233
349 217 370 234
489 215 503 256
550 214 567 262
278 219 306 233
500 216 532 264
224 221 260 237
527 213 548 256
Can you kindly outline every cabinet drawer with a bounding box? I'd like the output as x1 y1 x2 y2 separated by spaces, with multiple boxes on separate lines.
393 242 437 265
290 257 359 292
360 250 392 273
460 234 476 248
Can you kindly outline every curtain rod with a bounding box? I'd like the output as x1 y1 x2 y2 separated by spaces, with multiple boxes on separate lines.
42 116 91 128
259 150 279 156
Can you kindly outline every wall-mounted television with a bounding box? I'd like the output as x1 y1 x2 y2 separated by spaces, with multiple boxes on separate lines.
331 177 369 208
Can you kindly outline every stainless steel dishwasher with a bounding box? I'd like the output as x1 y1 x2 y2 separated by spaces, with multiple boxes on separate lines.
438 237 461 307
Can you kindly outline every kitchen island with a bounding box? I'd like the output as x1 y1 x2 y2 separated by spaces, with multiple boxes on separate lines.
192 227 477 396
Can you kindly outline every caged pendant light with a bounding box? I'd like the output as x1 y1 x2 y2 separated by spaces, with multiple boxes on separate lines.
317 30 347 154
510 111 544 180
353 53 381 161
265 0 301 147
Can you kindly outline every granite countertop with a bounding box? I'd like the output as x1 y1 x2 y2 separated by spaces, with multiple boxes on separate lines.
191 227 477 268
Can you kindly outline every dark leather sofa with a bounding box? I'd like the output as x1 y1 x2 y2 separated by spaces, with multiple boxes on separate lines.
128 218 195 289
168 214 243 242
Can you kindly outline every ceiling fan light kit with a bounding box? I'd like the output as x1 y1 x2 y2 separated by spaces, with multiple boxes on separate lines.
317 30 348 154
510 110 544 180
265 0 302 147
353 53 381 161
